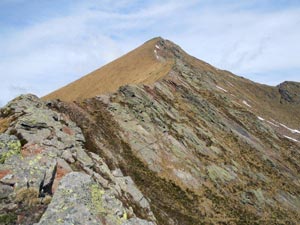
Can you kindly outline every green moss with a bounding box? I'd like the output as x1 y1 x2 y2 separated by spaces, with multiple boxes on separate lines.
0 213 17 224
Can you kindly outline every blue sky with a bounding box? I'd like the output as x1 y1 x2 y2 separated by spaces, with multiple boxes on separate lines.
0 0 300 106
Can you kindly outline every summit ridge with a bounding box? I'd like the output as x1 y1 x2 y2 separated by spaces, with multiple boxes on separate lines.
1 37 300 224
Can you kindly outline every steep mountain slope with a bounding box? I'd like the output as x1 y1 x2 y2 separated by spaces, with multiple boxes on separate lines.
44 38 173 102
1 38 300 225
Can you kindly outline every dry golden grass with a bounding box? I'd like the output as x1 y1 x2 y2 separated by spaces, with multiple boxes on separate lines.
15 187 39 206
0 117 12 133
44 37 173 102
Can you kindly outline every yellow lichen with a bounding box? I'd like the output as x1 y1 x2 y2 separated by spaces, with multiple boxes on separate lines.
90 184 105 214
56 218 63 223
7 141 21 151
0 140 21 163
90 184 127 224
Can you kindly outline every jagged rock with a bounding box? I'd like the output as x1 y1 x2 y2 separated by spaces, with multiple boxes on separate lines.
74 147 94 167
112 168 124 177
0 94 157 224
0 183 13 200
61 150 75 163
37 172 134 225
51 158 73 193
0 94 85 193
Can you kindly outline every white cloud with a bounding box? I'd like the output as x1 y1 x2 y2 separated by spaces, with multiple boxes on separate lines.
0 0 299 105
170 7 300 68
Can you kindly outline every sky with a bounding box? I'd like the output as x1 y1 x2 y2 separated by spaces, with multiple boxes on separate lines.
0 0 300 106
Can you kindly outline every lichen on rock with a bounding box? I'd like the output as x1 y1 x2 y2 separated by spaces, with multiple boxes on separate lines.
0 134 21 164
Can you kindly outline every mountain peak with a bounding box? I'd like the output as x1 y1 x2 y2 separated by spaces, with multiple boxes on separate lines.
43 37 214 102
1 37 300 225
44 37 176 102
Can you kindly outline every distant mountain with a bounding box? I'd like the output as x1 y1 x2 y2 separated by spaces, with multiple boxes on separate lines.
1 37 300 225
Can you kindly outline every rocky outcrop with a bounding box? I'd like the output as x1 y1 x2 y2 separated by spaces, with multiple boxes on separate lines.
0 95 156 225
278 81 300 104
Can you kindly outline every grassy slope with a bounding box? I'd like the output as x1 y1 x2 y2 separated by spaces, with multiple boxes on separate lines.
44 36 300 129
43 38 173 102
185 52 300 129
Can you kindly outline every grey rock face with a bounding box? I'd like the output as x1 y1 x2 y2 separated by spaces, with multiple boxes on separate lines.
122 218 155 225
278 81 300 104
37 172 103 225
0 94 156 225
38 172 154 225
0 183 13 200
